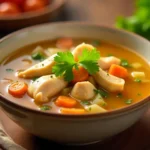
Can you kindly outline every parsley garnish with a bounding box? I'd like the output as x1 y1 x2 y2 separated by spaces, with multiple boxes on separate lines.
120 59 131 67
94 89 109 98
81 100 91 105
6 68 14 72
52 49 100 82
125 99 133 104
134 78 141 83
32 77 39 81
40 105 51 111
116 93 123 98
31 52 45 61
137 93 141 96
91 40 101 46
107 54 113 57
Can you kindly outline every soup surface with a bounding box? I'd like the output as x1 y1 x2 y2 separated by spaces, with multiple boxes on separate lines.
0 38 150 114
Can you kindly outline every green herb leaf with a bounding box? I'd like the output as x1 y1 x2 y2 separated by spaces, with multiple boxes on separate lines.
6 68 14 72
32 77 39 81
125 99 133 104
91 40 101 46
40 105 51 111
81 100 91 105
137 93 142 96
79 48 100 74
52 49 100 82
94 89 109 98
134 78 141 83
107 54 113 57
116 93 123 98
120 59 131 67
31 52 45 61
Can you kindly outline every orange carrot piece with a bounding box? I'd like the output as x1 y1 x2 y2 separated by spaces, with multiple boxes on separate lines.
8 81 28 97
56 38 73 49
55 96 77 108
72 66 89 83
108 64 128 79
61 108 85 114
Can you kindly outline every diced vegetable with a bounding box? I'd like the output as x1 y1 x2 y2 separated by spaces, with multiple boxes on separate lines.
8 81 28 97
131 71 145 79
85 104 107 113
60 108 85 114
108 64 128 79
130 62 142 69
31 52 45 61
72 66 89 83
55 96 77 108
92 94 107 106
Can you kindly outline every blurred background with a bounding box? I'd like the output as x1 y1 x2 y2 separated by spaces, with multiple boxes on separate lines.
0 0 149 40
0 0 143 38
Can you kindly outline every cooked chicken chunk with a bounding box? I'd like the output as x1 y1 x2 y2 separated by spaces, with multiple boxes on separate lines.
28 75 68 103
71 81 96 100
98 56 121 70
18 55 56 78
72 43 95 61
93 68 125 92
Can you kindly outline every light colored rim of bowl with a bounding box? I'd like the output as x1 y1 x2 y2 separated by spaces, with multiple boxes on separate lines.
0 21 150 118
0 0 65 20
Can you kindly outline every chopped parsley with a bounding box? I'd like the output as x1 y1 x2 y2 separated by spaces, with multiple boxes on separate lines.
6 68 14 72
94 89 109 98
137 93 142 96
91 40 101 46
32 77 39 81
107 54 113 57
125 99 133 104
116 93 123 98
31 52 45 61
81 100 91 105
40 105 51 111
120 59 131 67
52 49 100 82
134 78 141 83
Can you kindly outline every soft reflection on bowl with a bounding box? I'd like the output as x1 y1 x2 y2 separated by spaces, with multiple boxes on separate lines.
0 22 150 144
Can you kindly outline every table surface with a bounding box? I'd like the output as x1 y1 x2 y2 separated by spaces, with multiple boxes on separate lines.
1 0 150 150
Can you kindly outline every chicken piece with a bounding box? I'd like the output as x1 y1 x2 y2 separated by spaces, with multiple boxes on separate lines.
28 75 68 103
18 54 56 78
72 43 95 61
93 68 125 92
71 81 96 100
98 56 121 70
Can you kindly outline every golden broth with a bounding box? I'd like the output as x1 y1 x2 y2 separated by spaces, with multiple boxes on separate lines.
0 39 150 113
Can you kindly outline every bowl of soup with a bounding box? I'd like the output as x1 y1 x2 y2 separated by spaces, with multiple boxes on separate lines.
0 22 150 144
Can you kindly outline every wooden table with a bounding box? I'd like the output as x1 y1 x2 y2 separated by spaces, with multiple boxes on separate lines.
1 0 150 149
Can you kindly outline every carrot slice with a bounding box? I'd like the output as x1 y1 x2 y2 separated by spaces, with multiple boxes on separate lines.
108 64 128 79
55 96 77 108
8 81 28 97
56 38 73 49
72 66 89 84
61 108 85 114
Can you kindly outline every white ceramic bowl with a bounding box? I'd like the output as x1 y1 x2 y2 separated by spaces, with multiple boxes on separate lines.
0 22 150 145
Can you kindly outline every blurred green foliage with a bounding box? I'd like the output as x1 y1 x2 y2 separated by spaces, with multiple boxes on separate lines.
115 0 150 40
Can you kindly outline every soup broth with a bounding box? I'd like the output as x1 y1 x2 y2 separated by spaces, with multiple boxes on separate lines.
0 38 150 114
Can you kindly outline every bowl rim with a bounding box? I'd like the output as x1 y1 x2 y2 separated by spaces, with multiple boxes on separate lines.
0 21 150 118
0 0 65 20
